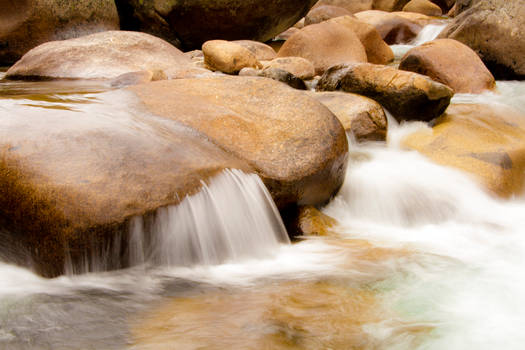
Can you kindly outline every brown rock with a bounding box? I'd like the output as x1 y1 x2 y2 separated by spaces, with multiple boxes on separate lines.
259 68 307 90
129 76 349 209
295 206 339 237
0 89 252 277
391 11 437 26
402 0 443 16
202 40 261 74
372 0 411 12
328 16 394 64
274 27 300 41
439 0 525 80
304 5 353 26
0 0 119 65
232 40 277 61
307 91 388 142
277 21 367 75
318 62 453 121
399 38 495 93
110 71 154 88
115 0 318 50
403 104 525 197
430 0 456 12
5 31 193 80
313 0 374 13
355 10 422 44
263 57 316 80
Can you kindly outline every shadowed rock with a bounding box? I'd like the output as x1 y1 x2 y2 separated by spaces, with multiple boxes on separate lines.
318 63 453 122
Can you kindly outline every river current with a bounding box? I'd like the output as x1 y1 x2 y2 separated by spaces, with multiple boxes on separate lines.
1 26 525 350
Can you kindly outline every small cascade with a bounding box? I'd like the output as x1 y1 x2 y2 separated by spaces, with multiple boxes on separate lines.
66 169 289 274
410 23 448 46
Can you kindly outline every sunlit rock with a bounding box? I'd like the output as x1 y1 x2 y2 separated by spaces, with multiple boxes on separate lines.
5 31 195 80
307 91 388 142
262 57 316 80
399 39 495 94
202 40 262 74
402 0 442 16
328 16 394 65
277 21 367 75
232 40 277 61
439 0 525 80
304 5 353 26
403 104 525 197
318 63 453 122
128 76 348 209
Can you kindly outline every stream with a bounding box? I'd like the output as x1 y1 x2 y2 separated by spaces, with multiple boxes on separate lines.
1 25 525 350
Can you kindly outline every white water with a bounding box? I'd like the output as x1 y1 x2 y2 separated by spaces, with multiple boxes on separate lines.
65 169 290 274
323 82 525 349
391 23 448 60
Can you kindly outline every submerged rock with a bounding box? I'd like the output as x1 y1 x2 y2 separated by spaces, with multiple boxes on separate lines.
403 104 525 197
5 31 194 80
399 39 495 93
0 0 119 65
439 0 525 80
307 91 388 142
277 21 367 75
114 0 318 50
318 63 453 122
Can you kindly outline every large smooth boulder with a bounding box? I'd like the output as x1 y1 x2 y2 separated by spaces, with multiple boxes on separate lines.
318 63 454 121
439 0 525 80
277 21 367 75
128 77 349 210
328 16 394 65
307 91 388 142
402 0 442 16
399 39 495 93
355 10 422 44
5 31 196 80
1 76 348 277
114 0 318 50
313 0 374 13
0 90 250 277
403 104 525 197
0 0 119 65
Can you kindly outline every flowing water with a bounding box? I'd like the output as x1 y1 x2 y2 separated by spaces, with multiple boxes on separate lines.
2 61 525 348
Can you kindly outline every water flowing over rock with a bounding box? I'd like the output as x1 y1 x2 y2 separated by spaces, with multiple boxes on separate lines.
439 0 525 80
0 0 119 65
318 63 453 121
354 10 422 44
277 21 367 75
70 169 290 273
403 104 525 197
114 0 318 50
307 91 388 142
128 77 349 209
399 39 496 93
5 31 196 80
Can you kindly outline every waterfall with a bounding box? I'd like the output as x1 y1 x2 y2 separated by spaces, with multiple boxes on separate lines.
66 169 289 274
